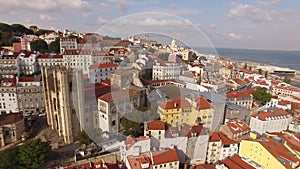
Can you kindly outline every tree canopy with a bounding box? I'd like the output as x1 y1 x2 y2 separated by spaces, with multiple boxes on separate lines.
30 39 48 53
283 76 291 84
0 139 51 169
49 38 60 53
252 87 272 105
75 130 93 145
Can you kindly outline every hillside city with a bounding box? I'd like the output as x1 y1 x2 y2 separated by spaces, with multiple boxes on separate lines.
0 24 300 169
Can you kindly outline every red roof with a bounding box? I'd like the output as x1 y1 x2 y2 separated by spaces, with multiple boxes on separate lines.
233 78 245 85
223 158 243 169
245 86 260 95
226 91 251 98
165 124 205 138
151 149 179 165
226 120 250 135
37 53 50 59
253 109 291 121
18 77 35 82
274 84 300 92
230 155 256 169
159 98 191 110
209 132 237 145
191 164 216 169
147 120 165 130
278 99 291 106
98 89 140 103
89 63 118 69
194 96 211 110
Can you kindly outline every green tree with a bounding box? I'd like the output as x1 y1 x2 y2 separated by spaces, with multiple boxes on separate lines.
157 53 169 61
30 39 48 53
75 131 93 145
283 76 291 84
265 71 268 78
121 117 142 136
244 63 248 69
252 87 272 105
49 38 60 53
0 147 19 169
258 68 262 75
192 52 198 59
35 29 49 36
18 139 51 169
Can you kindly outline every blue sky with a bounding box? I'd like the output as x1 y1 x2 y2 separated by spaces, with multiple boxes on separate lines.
0 0 300 50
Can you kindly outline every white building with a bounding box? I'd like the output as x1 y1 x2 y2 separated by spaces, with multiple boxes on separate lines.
98 89 145 135
60 37 77 54
272 83 300 97
0 79 18 114
206 132 238 164
152 59 183 80
88 63 118 83
18 51 39 75
249 109 292 134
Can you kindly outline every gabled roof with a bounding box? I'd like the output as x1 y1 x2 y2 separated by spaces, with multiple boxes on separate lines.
226 91 251 98
226 120 250 134
253 109 291 121
147 120 165 130
89 63 118 70
194 96 211 110
151 149 179 165
159 98 191 110
209 132 237 145
165 124 206 138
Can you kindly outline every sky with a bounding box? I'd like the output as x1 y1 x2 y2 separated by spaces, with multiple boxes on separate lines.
0 0 300 50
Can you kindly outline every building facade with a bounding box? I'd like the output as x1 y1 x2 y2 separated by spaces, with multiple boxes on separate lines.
42 66 83 144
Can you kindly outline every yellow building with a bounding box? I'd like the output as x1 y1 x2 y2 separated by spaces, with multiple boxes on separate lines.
158 98 193 126
239 139 299 169
191 96 213 130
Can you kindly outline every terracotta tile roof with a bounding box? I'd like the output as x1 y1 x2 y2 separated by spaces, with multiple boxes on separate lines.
223 158 243 169
259 139 298 165
230 155 256 169
274 84 300 92
209 132 237 145
18 77 35 82
226 120 250 135
0 113 23 126
125 136 137 150
127 152 151 169
151 149 179 165
194 96 211 110
165 124 205 138
245 86 260 95
253 109 291 121
191 164 216 169
37 53 50 59
98 89 140 103
147 120 165 130
233 78 245 85
226 91 251 98
89 63 118 70
278 99 291 106
159 98 191 110
53 54 63 58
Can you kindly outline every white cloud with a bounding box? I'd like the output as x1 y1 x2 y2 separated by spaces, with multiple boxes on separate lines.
39 14 55 22
118 17 190 27
258 0 280 8
107 0 129 12
97 17 109 25
0 0 91 13
228 33 241 40
228 33 253 40
227 2 287 23
210 24 216 29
